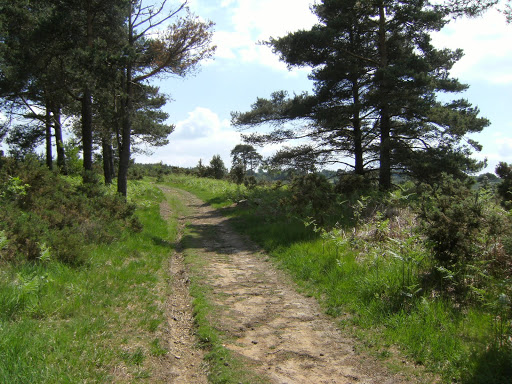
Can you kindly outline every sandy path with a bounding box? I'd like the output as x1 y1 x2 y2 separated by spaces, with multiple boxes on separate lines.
161 187 422 384
159 193 209 384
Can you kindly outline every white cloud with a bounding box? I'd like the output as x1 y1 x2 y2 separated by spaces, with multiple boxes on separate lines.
136 107 241 167
209 0 317 72
135 106 285 168
211 1 512 81
213 30 251 60
498 137 512 158
472 132 512 173
220 0 237 7
190 1 512 81
432 9 512 84
172 107 225 139
229 0 317 40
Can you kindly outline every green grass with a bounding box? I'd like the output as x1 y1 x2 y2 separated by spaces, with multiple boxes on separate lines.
166 174 512 384
168 174 247 209
0 181 173 383
4 172 506 383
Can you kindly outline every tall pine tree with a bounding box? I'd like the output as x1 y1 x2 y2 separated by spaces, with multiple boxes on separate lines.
117 0 215 196
233 0 488 189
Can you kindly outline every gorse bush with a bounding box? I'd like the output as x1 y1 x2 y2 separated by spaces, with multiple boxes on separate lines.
0 157 141 265
417 175 482 268
417 174 512 300
335 172 375 196
496 162 512 209
285 173 335 224
415 174 512 361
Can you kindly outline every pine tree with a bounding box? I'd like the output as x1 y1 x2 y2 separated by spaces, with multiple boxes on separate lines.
1 0 215 195
208 155 227 180
233 0 488 189
0 0 127 176
117 0 215 196
230 144 262 173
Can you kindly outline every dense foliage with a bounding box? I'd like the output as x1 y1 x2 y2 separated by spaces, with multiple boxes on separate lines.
0 157 140 265
0 0 215 195
496 162 512 209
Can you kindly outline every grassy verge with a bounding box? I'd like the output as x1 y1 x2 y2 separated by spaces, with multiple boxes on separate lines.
167 174 512 384
0 181 173 383
166 174 247 209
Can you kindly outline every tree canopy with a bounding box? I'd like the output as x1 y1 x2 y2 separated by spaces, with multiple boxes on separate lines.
0 0 215 196
230 144 262 173
232 0 489 189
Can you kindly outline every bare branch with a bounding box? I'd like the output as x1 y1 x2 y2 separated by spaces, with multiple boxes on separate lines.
133 1 188 41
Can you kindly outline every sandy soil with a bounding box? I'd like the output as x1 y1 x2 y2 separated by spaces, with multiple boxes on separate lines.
159 194 209 384
160 187 426 384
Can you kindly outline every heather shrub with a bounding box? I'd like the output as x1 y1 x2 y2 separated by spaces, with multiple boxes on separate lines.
1 208 46 261
0 158 141 265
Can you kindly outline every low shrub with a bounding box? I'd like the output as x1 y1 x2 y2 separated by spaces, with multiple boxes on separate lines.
335 172 375 196
284 173 335 224
417 174 512 300
0 158 141 265
496 162 512 209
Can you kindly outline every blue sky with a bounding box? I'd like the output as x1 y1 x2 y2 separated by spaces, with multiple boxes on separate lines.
135 1 512 173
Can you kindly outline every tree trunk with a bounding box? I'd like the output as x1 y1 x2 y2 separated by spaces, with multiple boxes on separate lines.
102 137 114 185
45 104 53 170
117 66 132 197
377 2 392 190
82 1 94 180
110 145 116 178
351 78 364 176
379 110 392 190
117 5 134 197
347 26 365 177
353 121 364 176
52 105 66 174
81 87 94 174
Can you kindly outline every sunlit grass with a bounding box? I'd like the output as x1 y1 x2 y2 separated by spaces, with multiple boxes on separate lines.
0 182 172 383
168 174 247 208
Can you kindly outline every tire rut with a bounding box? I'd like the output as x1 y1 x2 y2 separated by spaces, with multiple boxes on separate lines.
159 190 208 384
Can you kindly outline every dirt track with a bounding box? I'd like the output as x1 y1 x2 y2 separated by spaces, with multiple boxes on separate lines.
160 187 424 383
